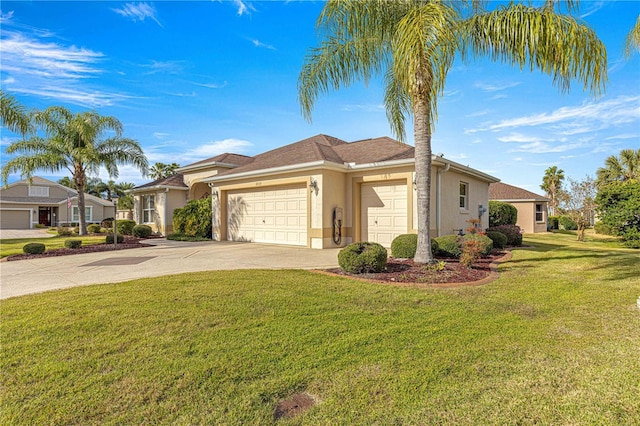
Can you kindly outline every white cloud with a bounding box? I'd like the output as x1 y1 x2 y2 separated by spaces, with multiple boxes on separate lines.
143 60 185 75
231 0 256 16
1 10 14 24
10 86 134 108
474 81 521 92
153 132 170 139
185 138 253 159
341 103 385 113
112 2 163 27
195 81 228 89
2 76 16 85
251 39 276 50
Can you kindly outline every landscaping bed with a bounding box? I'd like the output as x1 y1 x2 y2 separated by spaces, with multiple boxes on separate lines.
5 236 154 261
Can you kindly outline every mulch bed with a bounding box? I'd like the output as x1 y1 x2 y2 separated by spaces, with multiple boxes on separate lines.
322 250 511 287
5 237 155 261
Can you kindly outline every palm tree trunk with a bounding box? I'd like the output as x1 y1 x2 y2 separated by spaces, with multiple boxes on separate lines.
74 166 88 236
413 93 434 264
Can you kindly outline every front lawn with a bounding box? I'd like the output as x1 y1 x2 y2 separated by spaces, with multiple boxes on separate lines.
2 233 639 424
0 235 109 258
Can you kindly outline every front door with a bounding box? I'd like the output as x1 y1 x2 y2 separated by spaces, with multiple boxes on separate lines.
38 207 51 226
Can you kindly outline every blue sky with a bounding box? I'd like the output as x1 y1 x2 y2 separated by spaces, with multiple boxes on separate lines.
1 1 639 194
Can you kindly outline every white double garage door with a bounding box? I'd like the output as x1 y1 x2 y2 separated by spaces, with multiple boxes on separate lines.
226 181 408 248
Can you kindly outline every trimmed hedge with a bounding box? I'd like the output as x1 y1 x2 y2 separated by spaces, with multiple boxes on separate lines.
390 234 439 259
133 224 153 238
462 234 493 256
559 215 578 231
338 242 388 274
486 231 507 249
106 234 125 244
64 239 82 249
87 224 102 234
23 242 46 254
117 220 136 235
433 235 463 258
57 227 73 237
489 201 518 227
487 225 523 246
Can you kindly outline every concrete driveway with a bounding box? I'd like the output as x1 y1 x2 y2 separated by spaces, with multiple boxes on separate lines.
0 240 340 299
0 228 55 239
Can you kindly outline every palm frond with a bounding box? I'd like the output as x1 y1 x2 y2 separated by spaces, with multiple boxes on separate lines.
0 90 33 135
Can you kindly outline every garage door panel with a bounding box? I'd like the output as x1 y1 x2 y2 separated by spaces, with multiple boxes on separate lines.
0 210 31 229
361 182 408 248
228 185 307 246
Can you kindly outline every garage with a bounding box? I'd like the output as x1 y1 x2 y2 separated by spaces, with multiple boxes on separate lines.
0 209 32 229
361 181 408 248
227 184 307 246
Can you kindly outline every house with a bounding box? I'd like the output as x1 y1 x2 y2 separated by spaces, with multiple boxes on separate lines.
489 182 549 233
131 135 499 249
0 177 116 229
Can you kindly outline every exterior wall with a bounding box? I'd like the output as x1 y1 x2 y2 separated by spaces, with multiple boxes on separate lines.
508 201 548 233
133 189 188 235
315 169 347 249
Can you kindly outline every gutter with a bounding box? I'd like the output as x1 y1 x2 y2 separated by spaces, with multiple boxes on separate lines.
205 160 348 183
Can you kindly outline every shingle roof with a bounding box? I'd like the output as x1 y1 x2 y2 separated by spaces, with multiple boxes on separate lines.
133 173 188 190
216 134 414 177
180 152 253 170
489 182 549 201
0 176 113 206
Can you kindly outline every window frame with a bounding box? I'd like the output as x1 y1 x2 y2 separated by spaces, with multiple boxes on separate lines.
71 206 92 222
459 182 469 210
142 195 155 224
28 186 49 197
535 203 544 223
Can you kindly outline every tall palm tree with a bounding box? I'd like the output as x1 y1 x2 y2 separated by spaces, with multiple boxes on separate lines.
541 166 565 216
299 0 606 263
0 90 32 136
115 182 136 220
625 15 640 57
596 148 640 187
1 107 148 235
149 162 180 180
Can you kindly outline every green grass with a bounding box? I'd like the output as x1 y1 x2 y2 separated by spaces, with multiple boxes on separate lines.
2 233 639 424
0 235 108 257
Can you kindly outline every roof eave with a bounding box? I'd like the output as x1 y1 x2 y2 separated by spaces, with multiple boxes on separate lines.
130 185 189 193
206 161 348 183
176 162 238 173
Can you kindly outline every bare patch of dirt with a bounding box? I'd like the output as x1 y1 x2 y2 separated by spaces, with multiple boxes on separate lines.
5 236 155 261
324 251 510 287
274 392 316 420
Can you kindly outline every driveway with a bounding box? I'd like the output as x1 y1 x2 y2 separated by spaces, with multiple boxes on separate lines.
0 240 340 299
0 228 55 239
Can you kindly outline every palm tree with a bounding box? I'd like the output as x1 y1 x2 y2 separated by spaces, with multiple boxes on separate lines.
1 107 148 235
115 182 136 220
541 166 565 216
149 162 180 180
596 148 640 187
625 15 640 57
299 0 606 263
0 90 32 136
57 176 76 190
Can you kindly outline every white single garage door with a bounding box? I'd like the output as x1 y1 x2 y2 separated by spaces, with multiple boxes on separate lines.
0 209 31 229
361 181 408 248
227 184 307 246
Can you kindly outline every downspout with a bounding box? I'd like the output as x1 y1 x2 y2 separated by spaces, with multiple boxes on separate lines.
208 182 216 241
163 188 169 236
436 161 451 237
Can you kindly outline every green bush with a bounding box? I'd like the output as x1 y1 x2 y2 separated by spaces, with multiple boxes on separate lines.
594 222 615 235
117 220 136 235
391 234 439 259
558 215 578 231
548 216 560 230
35 223 46 229
101 218 114 228
622 227 640 249
166 233 209 242
106 234 125 244
489 201 518 227
338 242 388 274
57 227 73 237
462 234 493 256
133 224 153 238
173 198 212 238
487 225 523 246
486 231 508 249
64 240 82 249
23 242 46 254
87 224 102 233
433 235 463 258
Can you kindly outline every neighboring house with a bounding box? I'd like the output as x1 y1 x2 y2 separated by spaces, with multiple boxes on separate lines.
489 182 550 233
0 177 115 229
132 134 499 248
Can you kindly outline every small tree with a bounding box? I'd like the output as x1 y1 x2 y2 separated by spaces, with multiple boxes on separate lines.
173 197 212 238
596 180 640 246
488 201 517 227
560 176 597 241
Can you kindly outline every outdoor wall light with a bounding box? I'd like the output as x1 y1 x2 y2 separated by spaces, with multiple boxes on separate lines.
212 189 219 200
310 177 318 192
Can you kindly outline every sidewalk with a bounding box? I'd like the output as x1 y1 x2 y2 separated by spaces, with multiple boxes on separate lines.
0 240 340 299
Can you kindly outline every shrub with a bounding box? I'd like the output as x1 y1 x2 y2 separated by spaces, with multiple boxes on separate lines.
57 227 73 237
489 201 518 227
133 224 153 238
460 239 485 268
390 234 439 259
594 222 615 235
559 215 578 231
35 223 46 229
87 224 102 234
622 227 640 249
101 218 114 228
23 242 46 254
462 233 493 256
487 225 523 246
106 234 125 244
548 216 560 230
117 220 136 235
64 240 82 249
433 235 462 258
338 242 388 274
486 231 508 249
173 198 212 238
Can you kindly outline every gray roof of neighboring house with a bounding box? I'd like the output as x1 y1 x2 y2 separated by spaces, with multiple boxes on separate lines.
489 182 549 201
132 173 188 191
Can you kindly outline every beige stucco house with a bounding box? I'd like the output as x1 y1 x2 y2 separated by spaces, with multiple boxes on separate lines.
132 135 499 248
489 182 549 233
0 177 115 229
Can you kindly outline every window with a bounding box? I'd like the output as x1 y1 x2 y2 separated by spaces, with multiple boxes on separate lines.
72 206 92 222
142 195 155 223
459 182 468 209
28 186 49 197
536 203 544 222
